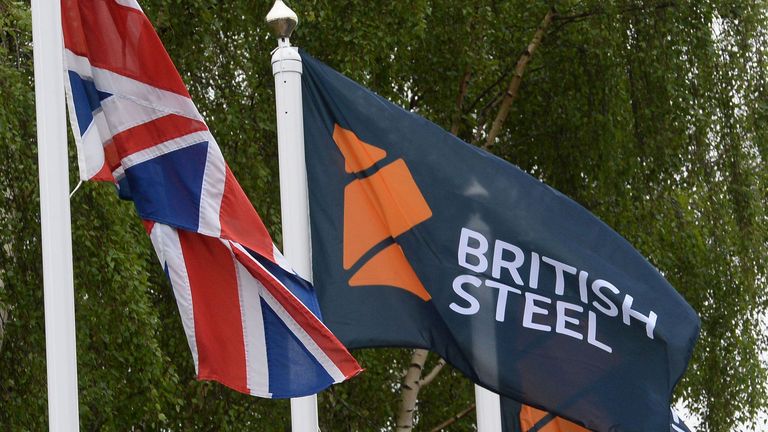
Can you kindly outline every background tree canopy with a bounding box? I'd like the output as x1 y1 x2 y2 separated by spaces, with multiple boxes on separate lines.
1 0 766 430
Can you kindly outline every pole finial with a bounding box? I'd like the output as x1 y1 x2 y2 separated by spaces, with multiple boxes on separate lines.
266 0 298 39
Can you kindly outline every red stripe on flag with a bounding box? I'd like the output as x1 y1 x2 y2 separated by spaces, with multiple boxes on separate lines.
112 114 208 160
89 139 126 183
104 141 120 170
142 220 155 234
91 161 116 182
219 166 275 260
61 0 191 97
178 230 249 393
230 245 362 380
61 0 89 58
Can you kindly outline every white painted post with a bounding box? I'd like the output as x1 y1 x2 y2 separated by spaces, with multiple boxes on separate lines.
475 386 503 432
31 0 81 431
267 1 319 431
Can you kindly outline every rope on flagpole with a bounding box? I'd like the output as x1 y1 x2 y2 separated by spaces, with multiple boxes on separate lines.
69 180 83 199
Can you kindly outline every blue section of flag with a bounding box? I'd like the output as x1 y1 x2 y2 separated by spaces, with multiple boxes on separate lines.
125 142 208 232
261 299 333 398
248 249 323 320
117 176 133 201
67 71 112 134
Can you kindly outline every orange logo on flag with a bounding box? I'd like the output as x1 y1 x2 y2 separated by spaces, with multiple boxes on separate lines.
332 124 433 301
519 404 591 432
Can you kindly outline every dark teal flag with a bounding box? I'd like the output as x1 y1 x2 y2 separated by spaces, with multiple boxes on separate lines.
301 50 700 431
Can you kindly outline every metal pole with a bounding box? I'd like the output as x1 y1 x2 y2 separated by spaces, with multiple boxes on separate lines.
31 0 81 430
267 2 319 431
475 386 503 432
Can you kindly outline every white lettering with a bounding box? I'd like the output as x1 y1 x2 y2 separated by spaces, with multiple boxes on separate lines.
485 279 522 322
453 227 658 352
458 228 488 273
529 252 540 289
556 301 583 340
542 256 577 295
492 240 525 285
523 292 551 332
591 279 619 317
622 294 657 339
578 270 589 304
450 275 481 315
587 311 613 353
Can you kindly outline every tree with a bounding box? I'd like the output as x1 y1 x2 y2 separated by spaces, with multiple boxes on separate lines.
1 0 766 431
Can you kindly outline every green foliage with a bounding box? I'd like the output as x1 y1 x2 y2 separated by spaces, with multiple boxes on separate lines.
0 0 766 430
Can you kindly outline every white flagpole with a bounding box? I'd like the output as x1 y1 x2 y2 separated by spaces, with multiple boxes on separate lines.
475 386 503 432
31 0 81 431
267 2 319 431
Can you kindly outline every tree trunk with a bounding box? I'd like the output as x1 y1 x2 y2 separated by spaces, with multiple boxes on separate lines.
396 349 447 431
396 349 429 431
484 8 556 149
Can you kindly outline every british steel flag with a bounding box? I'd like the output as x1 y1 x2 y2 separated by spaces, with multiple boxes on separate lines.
61 0 361 398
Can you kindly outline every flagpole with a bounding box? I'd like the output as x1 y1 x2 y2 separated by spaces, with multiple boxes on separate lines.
475 386 502 432
32 0 81 431
267 2 319 431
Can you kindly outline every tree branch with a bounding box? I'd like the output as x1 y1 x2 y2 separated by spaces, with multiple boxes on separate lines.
472 92 505 145
419 358 446 387
329 388 378 428
484 8 556 149
429 403 476 432
554 2 676 26
450 68 473 136
467 68 513 115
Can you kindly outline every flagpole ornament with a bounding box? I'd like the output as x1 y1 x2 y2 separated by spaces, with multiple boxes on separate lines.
266 0 298 40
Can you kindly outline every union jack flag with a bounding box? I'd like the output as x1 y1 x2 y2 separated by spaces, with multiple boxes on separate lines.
61 0 361 398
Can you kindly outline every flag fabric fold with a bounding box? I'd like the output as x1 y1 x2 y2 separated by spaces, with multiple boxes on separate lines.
300 50 700 430
61 0 360 398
